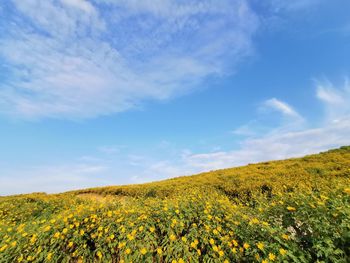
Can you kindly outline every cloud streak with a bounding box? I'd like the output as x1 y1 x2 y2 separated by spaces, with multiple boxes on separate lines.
264 98 302 118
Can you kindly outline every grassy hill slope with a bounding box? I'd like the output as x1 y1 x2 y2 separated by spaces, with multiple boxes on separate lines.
1 146 350 262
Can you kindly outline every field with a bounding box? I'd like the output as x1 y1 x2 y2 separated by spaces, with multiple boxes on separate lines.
1 146 350 262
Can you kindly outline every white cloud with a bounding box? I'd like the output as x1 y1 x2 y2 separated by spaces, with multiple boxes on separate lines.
268 0 324 11
183 80 350 170
185 119 350 170
264 98 301 118
0 0 259 119
60 0 96 14
316 79 350 122
317 85 344 104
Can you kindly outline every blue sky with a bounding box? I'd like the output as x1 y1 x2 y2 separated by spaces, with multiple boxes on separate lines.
0 0 350 195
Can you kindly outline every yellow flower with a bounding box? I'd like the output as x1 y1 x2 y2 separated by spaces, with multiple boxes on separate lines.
54 232 60 238
97 251 102 259
251 218 259 224
262 260 268 263
232 239 238 247
178 259 184 263
0 244 8 252
44 226 51 232
67 242 74 248
80 230 85 236
257 242 264 250
344 188 350 194
282 234 289 240
170 234 176 241
125 248 131 255
11 241 17 247
218 250 224 257
181 236 187 242
279 248 287 256
118 242 126 248
139 226 144 231
269 253 276 261
62 228 68 234
243 243 250 249
157 248 163 254
287 206 296 212
209 238 215 245
231 247 237 254
127 234 135 241
149 227 155 233
140 248 147 255
47 253 53 260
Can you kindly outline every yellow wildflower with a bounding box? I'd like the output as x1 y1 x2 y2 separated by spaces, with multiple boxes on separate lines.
279 248 287 256
282 234 289 240
269 253 276 261
287 206 296 212
257 242 264 250
232 239 238 247
0 244 8 252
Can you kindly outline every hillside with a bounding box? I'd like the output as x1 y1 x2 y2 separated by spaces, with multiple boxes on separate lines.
1 146 350 262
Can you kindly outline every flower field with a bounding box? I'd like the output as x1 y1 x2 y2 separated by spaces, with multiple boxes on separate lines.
1 146 350 262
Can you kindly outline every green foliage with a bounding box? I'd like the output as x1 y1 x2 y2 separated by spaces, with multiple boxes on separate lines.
1 146 350 262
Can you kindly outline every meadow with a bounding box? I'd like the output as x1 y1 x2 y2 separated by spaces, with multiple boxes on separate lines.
1 146 350 262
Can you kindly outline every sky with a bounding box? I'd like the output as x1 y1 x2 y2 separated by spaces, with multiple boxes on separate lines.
0 0 350 195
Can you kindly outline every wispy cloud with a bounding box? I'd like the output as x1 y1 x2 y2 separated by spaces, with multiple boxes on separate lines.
268 0 324 12
316 78 350 122
0 0 259 119
263 98 302 118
